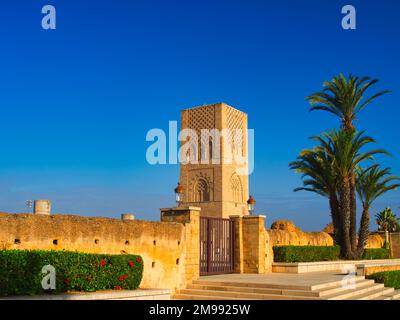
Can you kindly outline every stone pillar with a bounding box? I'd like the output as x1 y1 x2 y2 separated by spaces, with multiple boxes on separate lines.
230 215 244 273
121 213 135 220
160 206 200 286
242 215 266 273
33 200 51 215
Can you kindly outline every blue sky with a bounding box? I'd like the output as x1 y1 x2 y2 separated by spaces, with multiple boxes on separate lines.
0 0 399 231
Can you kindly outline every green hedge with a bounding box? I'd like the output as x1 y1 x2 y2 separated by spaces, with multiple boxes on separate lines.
0 250 143 297
367 271 400 289
362 248 391 260
273 245 340 262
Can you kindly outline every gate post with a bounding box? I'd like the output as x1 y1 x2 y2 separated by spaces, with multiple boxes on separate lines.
160 206 201 286
229 215 243 273
242 215 266 273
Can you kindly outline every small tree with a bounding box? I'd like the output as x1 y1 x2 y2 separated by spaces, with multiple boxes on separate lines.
375 207 400 249
356 167 400 257
375 207 400 233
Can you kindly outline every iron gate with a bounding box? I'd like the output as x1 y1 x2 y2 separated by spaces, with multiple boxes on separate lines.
200 216 234 275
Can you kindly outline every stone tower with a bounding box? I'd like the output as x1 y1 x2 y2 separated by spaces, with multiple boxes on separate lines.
179 103 249 218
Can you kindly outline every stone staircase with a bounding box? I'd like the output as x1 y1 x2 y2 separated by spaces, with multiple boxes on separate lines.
173 276 400 300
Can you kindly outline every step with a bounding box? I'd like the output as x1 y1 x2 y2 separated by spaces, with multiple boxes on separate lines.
193 280 310 291
346 287 395 300
177 288 318 300
317 279 376 297
324 283 384 300
187 283 320 297
173 293 249 300
373 289 400 300
372 295 392 300
310 275 366 291
193 276 366 292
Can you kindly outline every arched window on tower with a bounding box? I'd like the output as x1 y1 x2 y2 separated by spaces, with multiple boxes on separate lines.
194 178 210 202
230 174 243 205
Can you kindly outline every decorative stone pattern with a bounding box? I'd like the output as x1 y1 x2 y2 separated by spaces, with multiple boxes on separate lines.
180 103 249 218
225 106 246 156
188 170 214 203
230 173 243 204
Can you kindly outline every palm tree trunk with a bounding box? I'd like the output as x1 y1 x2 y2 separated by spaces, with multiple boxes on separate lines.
350 173 357 253
339 177 354 259
329 194 341 245
356 206 370 259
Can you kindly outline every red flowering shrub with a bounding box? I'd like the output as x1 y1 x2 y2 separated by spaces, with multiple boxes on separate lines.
0 250 144 296
119 275 128 282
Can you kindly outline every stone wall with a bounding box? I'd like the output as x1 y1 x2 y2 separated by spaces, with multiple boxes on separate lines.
364 264 400 276
390 233 400 258
160 207 200 286
1 211 398 293
0 212 190 290
366 233 385 249
267 220 334 247
265 220 389 263
265 220 333 265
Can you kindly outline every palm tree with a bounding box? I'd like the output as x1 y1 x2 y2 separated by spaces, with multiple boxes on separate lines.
311 129 387 259
356 166 400 258
306 74 389 132
305 74 390 253
289 148 340 243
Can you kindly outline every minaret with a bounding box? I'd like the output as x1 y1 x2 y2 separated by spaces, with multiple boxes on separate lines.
179 102 249 218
